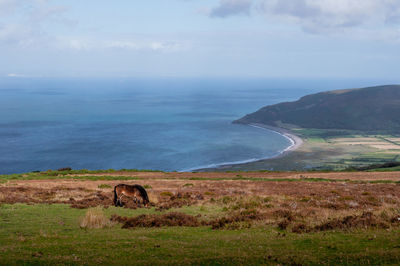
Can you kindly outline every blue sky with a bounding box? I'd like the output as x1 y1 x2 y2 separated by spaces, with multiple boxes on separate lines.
1 0 400 79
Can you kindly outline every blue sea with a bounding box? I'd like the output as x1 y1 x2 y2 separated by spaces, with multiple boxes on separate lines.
0 78 389 174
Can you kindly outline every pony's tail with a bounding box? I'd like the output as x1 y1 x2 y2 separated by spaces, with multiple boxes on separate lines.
113 185 118 206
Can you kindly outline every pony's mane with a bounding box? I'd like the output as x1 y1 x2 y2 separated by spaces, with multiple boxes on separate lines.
134 184 149 202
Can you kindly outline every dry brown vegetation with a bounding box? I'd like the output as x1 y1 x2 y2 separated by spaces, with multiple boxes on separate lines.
111 212 202 228
1 171 400 232
79 207 113 229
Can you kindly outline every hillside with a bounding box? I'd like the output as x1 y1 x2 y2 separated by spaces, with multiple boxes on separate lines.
234 85 400 132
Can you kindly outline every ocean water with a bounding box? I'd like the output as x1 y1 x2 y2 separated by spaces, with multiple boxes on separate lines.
0 78 382 174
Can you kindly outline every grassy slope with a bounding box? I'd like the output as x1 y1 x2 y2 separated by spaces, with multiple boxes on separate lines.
235 85 400 132
1 204 400 265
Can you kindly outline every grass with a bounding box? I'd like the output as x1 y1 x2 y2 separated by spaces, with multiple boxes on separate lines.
98 184 112 189
0 173 141 182
369 166 400 172
0 204 400 265
1 172 399 184
0 168 162 182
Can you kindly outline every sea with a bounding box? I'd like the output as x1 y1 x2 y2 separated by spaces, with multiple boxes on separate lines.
0 77 390 174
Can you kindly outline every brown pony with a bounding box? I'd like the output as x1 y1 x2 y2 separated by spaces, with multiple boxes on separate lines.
113 184 150 207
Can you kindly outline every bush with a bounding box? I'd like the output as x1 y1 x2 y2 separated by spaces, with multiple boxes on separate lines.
98 184 112 189
160 191 173 197
58 167 72 171
111 212 200 228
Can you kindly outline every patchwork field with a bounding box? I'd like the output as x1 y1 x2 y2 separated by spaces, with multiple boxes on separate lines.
330 137 400 151
1 170 400 264
214 130 400 171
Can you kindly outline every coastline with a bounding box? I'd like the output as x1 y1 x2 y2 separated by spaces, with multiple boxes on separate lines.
247 123 303 158
192 123 303 172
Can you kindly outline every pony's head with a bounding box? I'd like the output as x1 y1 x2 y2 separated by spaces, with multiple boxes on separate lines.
143 198 150 207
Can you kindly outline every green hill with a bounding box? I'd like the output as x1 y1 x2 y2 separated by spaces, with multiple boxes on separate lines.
234 85 400 132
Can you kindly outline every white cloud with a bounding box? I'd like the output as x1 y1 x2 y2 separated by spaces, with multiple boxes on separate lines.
7 73 26 77
54 37 185 52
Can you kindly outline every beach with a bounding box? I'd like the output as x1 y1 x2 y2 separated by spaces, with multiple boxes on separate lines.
194 123 304 171
248 123 304 157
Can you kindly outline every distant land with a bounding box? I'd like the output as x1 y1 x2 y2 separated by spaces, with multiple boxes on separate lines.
234 85 400 132
199 85 400 172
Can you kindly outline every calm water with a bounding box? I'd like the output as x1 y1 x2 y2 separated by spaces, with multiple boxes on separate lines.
0 78 384 174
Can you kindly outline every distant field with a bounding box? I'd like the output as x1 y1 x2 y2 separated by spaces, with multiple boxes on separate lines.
330 137 400 150
287 128 400 171
207 126 400 172
1 171 400 264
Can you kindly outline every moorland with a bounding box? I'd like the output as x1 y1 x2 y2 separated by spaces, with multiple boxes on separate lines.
1 169 400 265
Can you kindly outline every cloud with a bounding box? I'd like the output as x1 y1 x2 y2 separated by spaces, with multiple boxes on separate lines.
0 23 43 47
0 0 17 16
0 0 72 47
106 40 184 52
210 0 253 18
54 38 185 52
260 0 400 33
208 0 400 35
7 73 27 77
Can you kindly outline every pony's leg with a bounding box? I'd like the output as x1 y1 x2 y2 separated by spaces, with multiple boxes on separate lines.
118 195 124 206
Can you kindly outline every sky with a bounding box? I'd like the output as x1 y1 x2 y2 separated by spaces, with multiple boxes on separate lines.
1 0 400 79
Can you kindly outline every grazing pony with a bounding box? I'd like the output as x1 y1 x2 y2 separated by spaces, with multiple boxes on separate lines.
113 184 150 207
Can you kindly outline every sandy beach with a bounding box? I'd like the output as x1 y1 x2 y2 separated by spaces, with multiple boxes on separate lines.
248 123 304 157
194 122 304 171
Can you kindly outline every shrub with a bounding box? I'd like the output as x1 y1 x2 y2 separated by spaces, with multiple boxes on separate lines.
183 183 194 187
160 191 173 197
263 197 272 203
230 197 262 210
278 219 290 230
292 223 309 233
210 209 263 229
143 184 152 189
79 207 112 229
98 184 112 189
222 196 233 204
111 212 200 228
58 167 72 171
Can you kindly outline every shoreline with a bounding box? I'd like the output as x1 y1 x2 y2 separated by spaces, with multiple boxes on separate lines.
191 123 303 172
247 123 303 158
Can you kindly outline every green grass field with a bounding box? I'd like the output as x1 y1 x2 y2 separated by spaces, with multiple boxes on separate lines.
1 204 400 265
